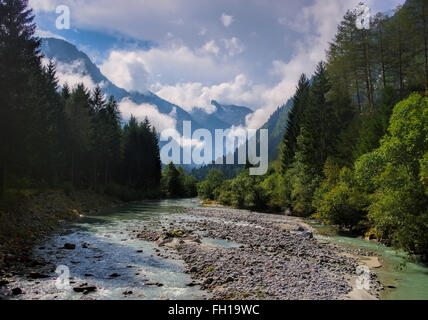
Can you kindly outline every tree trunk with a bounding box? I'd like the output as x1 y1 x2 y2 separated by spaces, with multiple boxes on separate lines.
363 30 374 113
379 26 387 88
356 79 362 113
397 26 404 96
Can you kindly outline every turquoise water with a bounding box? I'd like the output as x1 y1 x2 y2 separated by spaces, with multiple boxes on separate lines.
6 198 208 300
310 223 428 300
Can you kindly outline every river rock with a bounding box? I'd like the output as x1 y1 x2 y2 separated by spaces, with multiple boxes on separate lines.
145 282 163 287
73 284 97 294
300 231 313 239
29 271 49 279
0 279 9 287
63 243 76 250
11 288 22 295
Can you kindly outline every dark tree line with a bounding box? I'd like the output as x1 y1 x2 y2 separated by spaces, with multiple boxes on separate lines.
0 0 162 199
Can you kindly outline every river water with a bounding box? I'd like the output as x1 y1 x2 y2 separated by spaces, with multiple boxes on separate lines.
310 223 428 300
4 198 428 300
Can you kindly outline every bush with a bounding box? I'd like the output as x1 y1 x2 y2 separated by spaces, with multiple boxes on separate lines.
260 173 287 211
197 169 224 200
314 167 369 229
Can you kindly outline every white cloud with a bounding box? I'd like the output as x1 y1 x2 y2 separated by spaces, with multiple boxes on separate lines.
245 0 372 129
29 0 58 12
118 99 177 132
220 13 234 27
35 29 66 40
222 37 245 56
31 0 406 132
201 40 220 56
155 74 266 115
43 58 98 90
100 45 236 91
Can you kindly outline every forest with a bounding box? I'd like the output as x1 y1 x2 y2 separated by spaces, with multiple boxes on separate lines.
198 0 428 257
0 0 196 203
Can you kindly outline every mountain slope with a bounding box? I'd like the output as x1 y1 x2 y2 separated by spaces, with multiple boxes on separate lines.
190 100 253 131
260 98 293 161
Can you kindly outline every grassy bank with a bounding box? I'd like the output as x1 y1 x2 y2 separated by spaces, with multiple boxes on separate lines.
0 189 122 270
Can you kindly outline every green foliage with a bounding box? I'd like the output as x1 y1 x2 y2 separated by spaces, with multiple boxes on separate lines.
314 165 369 229
197 169 224 200
316 93 427 253
161 163 197 198
364 94 428 254
280 74 310 172
260 172 287 211
216 169 267 211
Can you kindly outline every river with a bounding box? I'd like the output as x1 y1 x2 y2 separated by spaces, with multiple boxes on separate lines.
2 198 428 300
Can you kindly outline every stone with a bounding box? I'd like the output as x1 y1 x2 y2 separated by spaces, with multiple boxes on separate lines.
0 279 9 287
73 285 97 293
12 288 22 295
300 231 313 239
29 272 49 279
145 282 163 287
63 243 76 250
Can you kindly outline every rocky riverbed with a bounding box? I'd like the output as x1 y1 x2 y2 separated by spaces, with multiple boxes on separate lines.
135 206 384 300
0 200 384 300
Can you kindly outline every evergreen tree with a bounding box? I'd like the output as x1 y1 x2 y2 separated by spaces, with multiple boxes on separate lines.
280 74 310 172
0 0 41 195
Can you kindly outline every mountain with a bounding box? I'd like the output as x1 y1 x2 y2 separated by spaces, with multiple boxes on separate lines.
260 98 293 161
41 38 253 135
41 38 197 132
190 100 252 131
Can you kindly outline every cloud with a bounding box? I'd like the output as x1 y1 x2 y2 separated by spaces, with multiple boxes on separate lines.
31 0 406 132
29 0 58 12
155 74 267 115
201 40 220 56
35 29 66 40
222 37 245 56
245 0 372 129
118 99 177 132
100 45 236 91
42 58 98 90
220 13 234 27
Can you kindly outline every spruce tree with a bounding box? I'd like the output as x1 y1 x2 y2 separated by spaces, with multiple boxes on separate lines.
280 74 310 173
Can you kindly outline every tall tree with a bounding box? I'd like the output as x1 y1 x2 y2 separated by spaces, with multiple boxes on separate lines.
0 0 41 196
280 74 310 173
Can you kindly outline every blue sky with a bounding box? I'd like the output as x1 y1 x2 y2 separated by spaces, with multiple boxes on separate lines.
30 0 404 128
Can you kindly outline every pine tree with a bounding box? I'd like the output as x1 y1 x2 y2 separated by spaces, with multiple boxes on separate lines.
280 74 310 173
64 84 93 187
0 0 42 195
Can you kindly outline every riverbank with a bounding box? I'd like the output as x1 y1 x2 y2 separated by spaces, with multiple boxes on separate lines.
136 206 384 300
0 190 122 271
